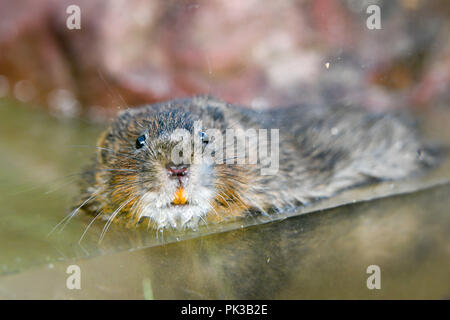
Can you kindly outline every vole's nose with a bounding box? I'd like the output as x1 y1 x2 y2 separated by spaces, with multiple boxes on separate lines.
166 163 189 177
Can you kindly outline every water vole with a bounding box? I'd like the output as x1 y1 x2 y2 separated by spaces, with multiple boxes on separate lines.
77 96 438 230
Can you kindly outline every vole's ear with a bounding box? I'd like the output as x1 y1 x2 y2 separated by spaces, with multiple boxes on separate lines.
96 128 110 165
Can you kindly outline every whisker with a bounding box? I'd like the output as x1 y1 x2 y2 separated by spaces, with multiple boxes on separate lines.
97 68 129 110
78 209 103 244
47 189 102 237
44 177 79 195
92 168 139 173
135 119 145 128
7 175 77 197
66 145 146 163
130 194 146 225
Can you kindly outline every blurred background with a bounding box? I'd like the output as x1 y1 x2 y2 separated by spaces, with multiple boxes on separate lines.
0 0 449 120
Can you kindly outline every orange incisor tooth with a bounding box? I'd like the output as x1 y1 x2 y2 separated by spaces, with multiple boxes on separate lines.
173 187 187 205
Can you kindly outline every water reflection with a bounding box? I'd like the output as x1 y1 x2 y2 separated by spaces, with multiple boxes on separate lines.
142 183 450 299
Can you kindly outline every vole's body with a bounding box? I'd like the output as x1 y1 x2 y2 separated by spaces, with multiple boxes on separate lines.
79 96 436 230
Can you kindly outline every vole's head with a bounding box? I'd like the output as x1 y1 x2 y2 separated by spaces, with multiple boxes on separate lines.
94 107 250 229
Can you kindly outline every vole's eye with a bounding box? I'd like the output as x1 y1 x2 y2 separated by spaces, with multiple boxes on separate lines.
200 131 209 144
136 135 146 149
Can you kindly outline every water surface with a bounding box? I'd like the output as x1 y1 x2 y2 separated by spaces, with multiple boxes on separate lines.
0 98 449 298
